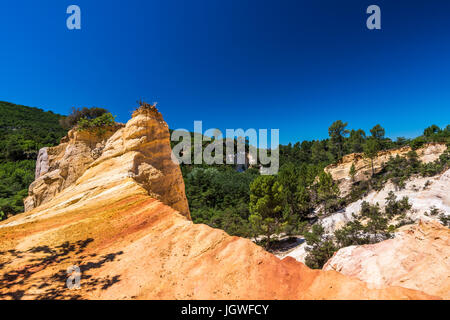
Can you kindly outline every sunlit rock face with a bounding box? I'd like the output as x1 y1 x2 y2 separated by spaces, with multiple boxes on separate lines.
316 143 449 234
24 125 122 212
24 105 190 219
319 168 450 235
323 221 450 299
0 107 436 300
89 105 191 218
325 143 447 196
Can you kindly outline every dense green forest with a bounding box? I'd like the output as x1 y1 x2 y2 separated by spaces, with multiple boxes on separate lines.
0 101 67 219
182 121 450 252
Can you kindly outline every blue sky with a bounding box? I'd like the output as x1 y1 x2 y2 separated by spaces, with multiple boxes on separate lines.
1 0 449 144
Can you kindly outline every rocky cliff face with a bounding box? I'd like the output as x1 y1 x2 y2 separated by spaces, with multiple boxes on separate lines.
323 221 450 299
320 168 450 234
325 143 447 196
24 125 122 212
24 105 190 219
320 146 450 300
0 107 435 300
277 145 450 268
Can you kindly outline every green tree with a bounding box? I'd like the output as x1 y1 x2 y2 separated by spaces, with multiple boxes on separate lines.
359 202 390 240
328 120 349 159
348 129 366 153
363 138 379 176
424 124 441 137
77 112 116 137
315 171 340 213
303 224 338 269
277 163 313 233
334 219 368 247
277 163 299 215
370 124 385 140
349 163 356 182
249 175 286 248
440 213 450 227
184 166 258 237
384 191 412 219
310 140 333 164
0 102 67 216
60 107 109 129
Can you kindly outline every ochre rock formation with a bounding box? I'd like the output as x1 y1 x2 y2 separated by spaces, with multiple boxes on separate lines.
0 107 438 300
323 220 450 299
320 168 450 234
325 143 447 196
24 125 123 211
24 105 190 218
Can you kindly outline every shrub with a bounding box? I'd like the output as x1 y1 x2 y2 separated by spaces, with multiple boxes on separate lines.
303 224 338 269
60 107 109 129
410 136 426 150
77 112 116 136
315 171 341 214
440 214 450 227
334 218 369 247
384 192 411 218
304 195 412 269
426 206 442 216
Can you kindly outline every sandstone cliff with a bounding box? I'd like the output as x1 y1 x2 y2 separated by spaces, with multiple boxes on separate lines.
320 168 450 234
319 147 450 300
24 125 122 211
0 107 435 300
323 221 450 299
325 143 447 196
24 104 190 219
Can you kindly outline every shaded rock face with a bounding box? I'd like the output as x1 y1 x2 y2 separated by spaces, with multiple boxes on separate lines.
24 126 122 212
35 148 49 179
323 221 450 299
325 143 447 196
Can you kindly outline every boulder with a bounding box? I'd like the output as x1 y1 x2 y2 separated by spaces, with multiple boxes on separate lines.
323 220 450 299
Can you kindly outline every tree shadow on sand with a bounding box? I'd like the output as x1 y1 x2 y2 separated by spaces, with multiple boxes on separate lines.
0 238 123 300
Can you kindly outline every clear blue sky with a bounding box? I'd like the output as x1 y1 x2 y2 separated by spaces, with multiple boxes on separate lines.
1 0 449 144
